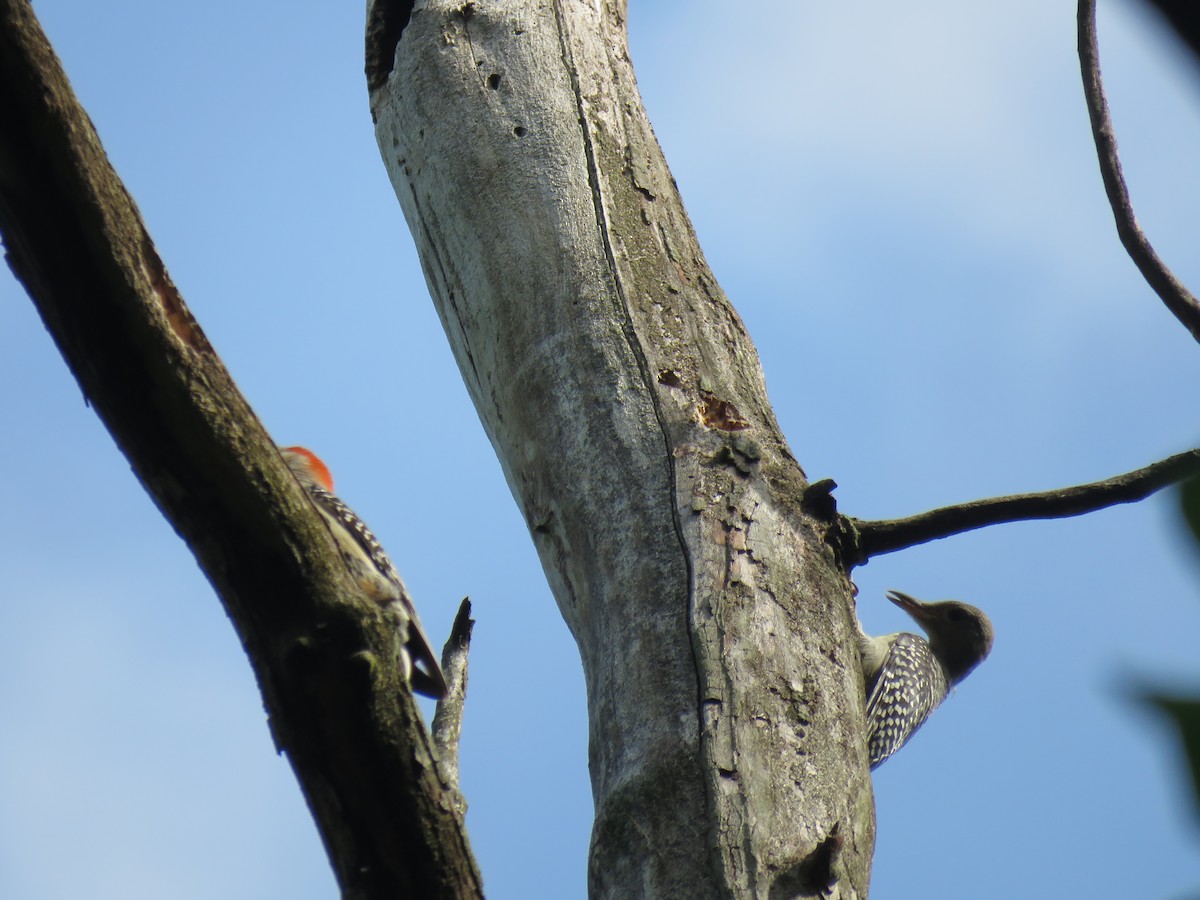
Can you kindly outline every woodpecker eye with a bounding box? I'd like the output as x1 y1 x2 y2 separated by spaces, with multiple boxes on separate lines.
946 606 966 622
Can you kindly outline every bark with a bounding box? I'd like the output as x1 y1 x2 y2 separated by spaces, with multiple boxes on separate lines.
368 1 872 897
0 1 479 896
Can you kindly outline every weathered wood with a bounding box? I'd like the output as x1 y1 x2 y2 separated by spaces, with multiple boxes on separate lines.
368 1 873 895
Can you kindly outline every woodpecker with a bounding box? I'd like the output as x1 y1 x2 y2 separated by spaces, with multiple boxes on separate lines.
859 589 993 769
281 446 447 699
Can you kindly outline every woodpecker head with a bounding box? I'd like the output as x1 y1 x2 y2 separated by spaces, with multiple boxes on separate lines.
886 590 994 685
280 446 335 493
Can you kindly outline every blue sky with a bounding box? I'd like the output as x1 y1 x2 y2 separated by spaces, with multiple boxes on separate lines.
2 1 1199 897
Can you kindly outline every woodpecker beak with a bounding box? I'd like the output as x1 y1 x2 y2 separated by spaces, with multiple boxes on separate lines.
886 589 931 623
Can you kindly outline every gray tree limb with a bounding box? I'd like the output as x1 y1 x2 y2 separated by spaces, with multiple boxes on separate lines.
0 1 479 896
368 1 872 897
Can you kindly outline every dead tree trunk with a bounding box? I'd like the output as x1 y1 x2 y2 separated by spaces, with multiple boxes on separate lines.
368 1 874 896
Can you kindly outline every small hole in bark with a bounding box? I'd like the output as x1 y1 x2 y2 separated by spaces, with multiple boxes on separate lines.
487 73 502 89
513 125 527 137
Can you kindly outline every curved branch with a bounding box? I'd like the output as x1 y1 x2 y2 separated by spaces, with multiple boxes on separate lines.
1078 0 1200 342
852 450 1200 560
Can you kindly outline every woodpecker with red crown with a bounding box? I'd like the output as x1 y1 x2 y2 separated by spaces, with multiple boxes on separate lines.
281 446 447 699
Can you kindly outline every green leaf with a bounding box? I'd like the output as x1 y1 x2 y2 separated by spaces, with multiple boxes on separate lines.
1141 691 1200 822
1178 474 1200 550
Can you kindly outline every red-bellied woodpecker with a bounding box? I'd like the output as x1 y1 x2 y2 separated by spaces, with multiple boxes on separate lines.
281 446 447 699
859 589 993 769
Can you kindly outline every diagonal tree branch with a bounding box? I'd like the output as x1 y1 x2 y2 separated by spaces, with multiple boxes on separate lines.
850 450 1200 561
1078 0 1200 343
0 1 479 896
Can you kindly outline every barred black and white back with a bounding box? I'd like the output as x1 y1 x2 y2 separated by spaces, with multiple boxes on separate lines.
864 632 947 767
281 446 447 699
859 590 993 769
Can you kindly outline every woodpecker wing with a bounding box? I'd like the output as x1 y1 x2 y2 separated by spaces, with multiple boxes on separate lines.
864 632 947 768
400 614 449 700
307 485 448 699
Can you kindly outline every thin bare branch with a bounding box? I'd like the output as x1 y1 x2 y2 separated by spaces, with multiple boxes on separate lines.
1078 0 1200 342
851 450 1200 560
432 598 474 814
